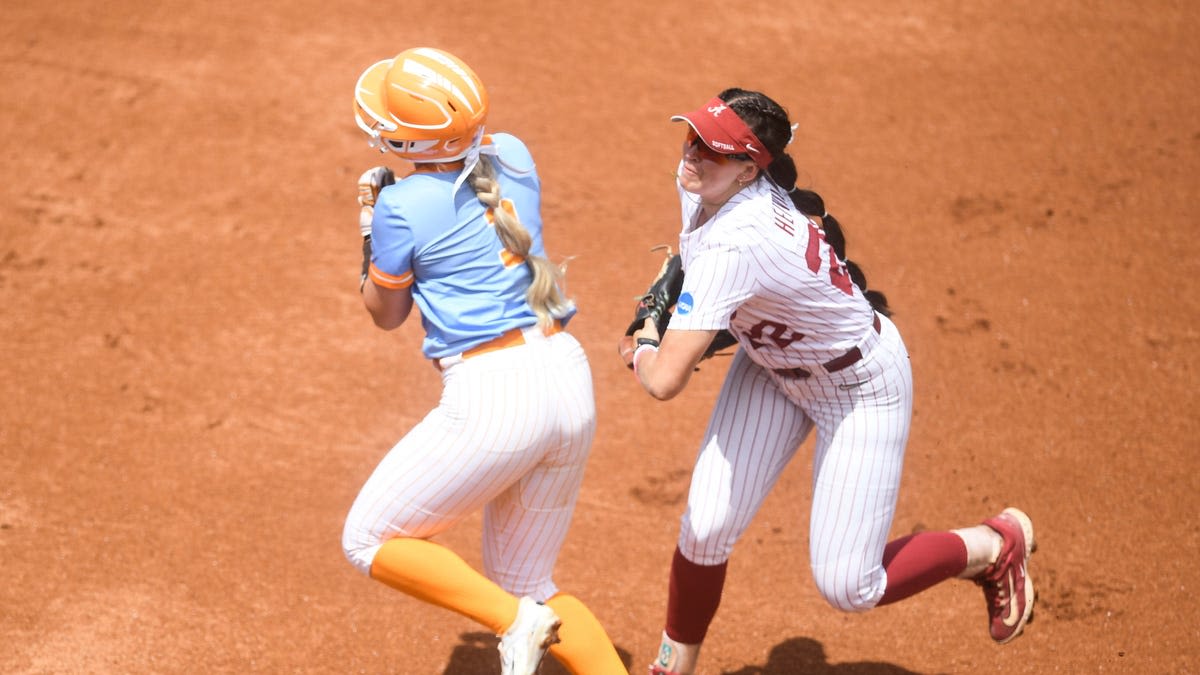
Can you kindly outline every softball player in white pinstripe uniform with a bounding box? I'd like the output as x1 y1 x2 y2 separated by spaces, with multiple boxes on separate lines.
341 47 626 675
619 88 1036 675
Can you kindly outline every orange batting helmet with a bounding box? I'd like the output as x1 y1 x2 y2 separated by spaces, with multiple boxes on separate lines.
353 47 489 162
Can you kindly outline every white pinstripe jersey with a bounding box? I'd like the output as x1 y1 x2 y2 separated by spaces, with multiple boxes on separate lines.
668 176 878 370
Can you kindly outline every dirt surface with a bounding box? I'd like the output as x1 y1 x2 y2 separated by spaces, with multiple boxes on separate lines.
2 1 1197 673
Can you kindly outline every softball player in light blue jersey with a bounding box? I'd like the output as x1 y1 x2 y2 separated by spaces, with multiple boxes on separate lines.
340 47 626 675
367 133 561 357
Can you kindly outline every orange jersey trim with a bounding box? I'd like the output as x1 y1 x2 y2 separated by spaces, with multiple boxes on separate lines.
368 263 413 289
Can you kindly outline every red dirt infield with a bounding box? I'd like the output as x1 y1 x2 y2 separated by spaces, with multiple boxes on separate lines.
2 1 1196 673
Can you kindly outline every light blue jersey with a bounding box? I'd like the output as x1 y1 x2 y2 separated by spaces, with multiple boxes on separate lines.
368 133 573 359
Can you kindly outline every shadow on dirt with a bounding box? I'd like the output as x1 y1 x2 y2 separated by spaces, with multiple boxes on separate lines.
442 632 940 674
443 632 633 674
721 636 944 675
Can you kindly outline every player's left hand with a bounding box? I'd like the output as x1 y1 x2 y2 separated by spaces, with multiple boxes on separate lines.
357 166 395 238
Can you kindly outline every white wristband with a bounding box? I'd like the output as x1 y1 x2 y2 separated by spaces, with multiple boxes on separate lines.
632 342 658 375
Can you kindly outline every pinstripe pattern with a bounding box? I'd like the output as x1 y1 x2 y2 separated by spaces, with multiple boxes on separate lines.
672 179 877 366
342 332 595 601
669 173 915 612
679 315 912 611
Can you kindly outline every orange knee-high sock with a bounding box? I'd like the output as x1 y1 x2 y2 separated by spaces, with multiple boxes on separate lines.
369 537 518 635
545 593 629 674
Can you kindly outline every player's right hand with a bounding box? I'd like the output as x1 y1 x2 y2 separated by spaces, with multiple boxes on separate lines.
617 334 636 369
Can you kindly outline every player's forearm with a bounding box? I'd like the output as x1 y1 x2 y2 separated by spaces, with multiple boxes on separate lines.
632 329 713 400
633 348 691 400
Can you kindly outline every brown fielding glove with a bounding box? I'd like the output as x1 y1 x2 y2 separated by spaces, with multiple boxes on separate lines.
625 247 684 338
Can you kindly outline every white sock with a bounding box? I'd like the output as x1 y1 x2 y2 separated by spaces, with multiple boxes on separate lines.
952 525 1003 579
655 631 701 674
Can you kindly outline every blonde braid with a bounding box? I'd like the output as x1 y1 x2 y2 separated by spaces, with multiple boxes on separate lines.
468 157 571 330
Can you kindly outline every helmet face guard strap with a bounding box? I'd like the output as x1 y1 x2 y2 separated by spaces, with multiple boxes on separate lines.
451 128 492 192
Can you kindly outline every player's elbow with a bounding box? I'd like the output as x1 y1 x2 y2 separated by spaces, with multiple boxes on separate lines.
644 382 681 401
362 282 413 330
371 312 404 331
642 372 689 400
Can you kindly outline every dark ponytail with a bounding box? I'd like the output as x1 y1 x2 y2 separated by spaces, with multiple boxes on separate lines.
719 88 892 318
787 189 891 318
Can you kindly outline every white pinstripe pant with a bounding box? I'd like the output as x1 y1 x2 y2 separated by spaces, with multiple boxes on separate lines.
678 314 913 611
342 331 596 601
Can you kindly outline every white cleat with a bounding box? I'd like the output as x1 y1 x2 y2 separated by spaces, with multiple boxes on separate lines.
499 596 561 675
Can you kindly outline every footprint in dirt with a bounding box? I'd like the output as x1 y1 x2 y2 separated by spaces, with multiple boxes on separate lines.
934 287 991 335
630 468 690 507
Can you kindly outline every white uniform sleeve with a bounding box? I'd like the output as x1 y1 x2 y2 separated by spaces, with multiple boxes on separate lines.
668 245 756 331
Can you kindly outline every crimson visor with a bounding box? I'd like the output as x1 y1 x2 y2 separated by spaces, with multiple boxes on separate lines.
671 97 772 170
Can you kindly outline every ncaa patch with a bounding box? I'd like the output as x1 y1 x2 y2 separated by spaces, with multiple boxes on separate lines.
676 292 694 315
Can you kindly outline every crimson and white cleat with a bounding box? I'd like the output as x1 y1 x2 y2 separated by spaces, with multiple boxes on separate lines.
649 666 681 675
499 596 561 675
977 507 1037 644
